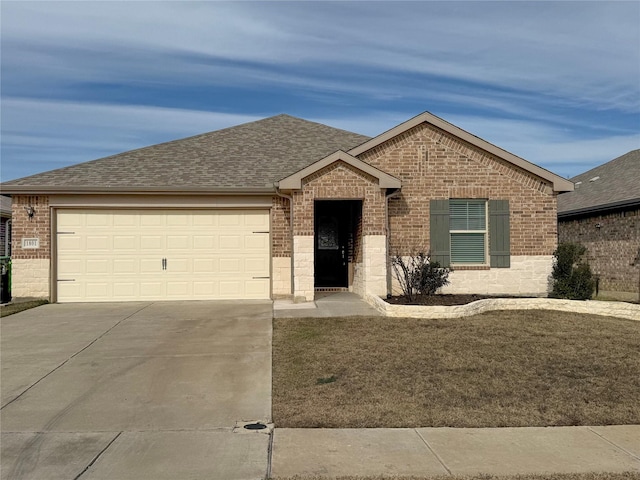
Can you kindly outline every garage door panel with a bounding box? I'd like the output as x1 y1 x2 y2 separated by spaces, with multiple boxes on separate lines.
219 235 241 249
86 259 109 274
245 235 269 250
86 235 110 251
140 235 163 250
57 209 270 302
193 236 215 249
167 235 190 251
245 280 270 297
245 257 269 274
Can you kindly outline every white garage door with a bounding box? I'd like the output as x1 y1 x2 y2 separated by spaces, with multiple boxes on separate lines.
56 209 270 302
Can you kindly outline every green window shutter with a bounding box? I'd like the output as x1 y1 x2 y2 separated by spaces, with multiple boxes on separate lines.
430 199 450 267
489 200 510 268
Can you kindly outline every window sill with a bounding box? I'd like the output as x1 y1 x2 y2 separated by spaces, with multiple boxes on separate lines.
450 265 490 271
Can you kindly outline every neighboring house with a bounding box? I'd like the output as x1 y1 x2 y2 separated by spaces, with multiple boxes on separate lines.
0 195 11 257
0 112 573 303
558 150 640 300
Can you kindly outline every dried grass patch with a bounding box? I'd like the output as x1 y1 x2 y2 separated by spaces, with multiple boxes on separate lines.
273 473 640 480
273 310 640 428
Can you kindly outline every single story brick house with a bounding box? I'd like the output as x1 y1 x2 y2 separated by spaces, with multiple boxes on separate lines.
558 150 640 301
1 112 573 303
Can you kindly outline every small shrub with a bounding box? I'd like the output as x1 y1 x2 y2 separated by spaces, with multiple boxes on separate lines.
391 251 450 301
550 242 595 300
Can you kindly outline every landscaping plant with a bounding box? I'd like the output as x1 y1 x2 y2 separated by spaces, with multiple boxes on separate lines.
391 250 450 302
550 242 595 300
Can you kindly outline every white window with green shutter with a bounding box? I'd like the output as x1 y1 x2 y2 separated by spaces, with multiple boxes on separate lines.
449 199 488 265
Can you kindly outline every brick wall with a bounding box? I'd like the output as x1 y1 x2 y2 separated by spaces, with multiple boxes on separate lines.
271 195 291 257
11 195 51 260
558 207 640 294
357 123 557 256
292 161 386 236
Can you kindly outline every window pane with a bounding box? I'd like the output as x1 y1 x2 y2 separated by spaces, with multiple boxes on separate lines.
449 200 485 231
451 233 485 263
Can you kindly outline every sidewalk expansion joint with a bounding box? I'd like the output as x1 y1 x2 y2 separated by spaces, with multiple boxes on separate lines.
73 431 122 480
415 428 452 475
587 427 640 462
1 303 153 410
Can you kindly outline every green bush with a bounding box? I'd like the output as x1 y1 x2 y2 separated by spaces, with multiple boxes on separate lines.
550 242 595 300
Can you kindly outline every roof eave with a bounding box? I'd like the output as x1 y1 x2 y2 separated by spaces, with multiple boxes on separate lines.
558 198 640 218
348 111 574 193
0 185 276 196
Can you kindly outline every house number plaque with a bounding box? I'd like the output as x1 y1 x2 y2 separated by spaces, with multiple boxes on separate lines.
22 238 40 249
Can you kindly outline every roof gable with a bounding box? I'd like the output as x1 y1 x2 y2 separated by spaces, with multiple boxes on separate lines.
348 111 574 193
278 150 401 190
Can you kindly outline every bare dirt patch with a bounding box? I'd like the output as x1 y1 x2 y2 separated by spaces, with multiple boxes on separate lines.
272 310 640 428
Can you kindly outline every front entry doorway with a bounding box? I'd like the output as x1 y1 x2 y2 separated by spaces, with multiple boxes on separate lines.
314 200 362 288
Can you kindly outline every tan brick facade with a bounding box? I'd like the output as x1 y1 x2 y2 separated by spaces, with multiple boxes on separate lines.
292 161 386 236
357 123 557 257
271 195 291 257
559 207 640 295
11 195 51 260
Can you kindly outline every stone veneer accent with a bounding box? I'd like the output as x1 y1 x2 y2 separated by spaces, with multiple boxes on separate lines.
272 256 292 297
441 255 553 296
367 294 640 321
559 207 639 295
353 235 387 297
11 195 51 299
11 258 50 298
293 236 314 301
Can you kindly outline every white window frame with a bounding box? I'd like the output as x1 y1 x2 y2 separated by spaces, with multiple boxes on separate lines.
449 199 488 266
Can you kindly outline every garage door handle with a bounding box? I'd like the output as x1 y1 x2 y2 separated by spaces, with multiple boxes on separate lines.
162 258 167 270
253 276 270 279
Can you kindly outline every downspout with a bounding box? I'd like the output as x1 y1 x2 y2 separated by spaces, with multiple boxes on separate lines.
275 183 295 296
385 188 401 297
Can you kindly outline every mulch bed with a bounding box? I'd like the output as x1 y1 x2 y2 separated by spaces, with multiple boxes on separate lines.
385 294 533 306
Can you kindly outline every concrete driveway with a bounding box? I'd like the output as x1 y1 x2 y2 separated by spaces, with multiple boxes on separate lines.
1 301 272 480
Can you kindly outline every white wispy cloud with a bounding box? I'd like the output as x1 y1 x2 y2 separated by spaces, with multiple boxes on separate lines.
1 1 638 182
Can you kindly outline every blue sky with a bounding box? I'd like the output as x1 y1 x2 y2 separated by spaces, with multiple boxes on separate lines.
1 1 639 182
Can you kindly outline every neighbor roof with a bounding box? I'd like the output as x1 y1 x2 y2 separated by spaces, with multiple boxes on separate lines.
1 115 370 194
558 149 640 217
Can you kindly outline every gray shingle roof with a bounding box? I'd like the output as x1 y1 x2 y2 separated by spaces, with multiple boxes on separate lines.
1 114 370 192
558 149 640 216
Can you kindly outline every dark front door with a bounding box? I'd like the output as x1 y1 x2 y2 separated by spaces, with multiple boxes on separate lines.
314 201 351 288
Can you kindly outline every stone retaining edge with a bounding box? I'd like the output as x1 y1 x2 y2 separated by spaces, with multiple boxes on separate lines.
366 294 640 321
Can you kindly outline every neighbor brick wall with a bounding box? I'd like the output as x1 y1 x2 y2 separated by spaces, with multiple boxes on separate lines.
11 195 51 260
357 123 558 256
559 207 640 294
292 161 386 236
271 195 291 257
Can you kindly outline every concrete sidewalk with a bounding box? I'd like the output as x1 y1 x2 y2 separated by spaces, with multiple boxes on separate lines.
271 426 640 477
274 292 381 318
